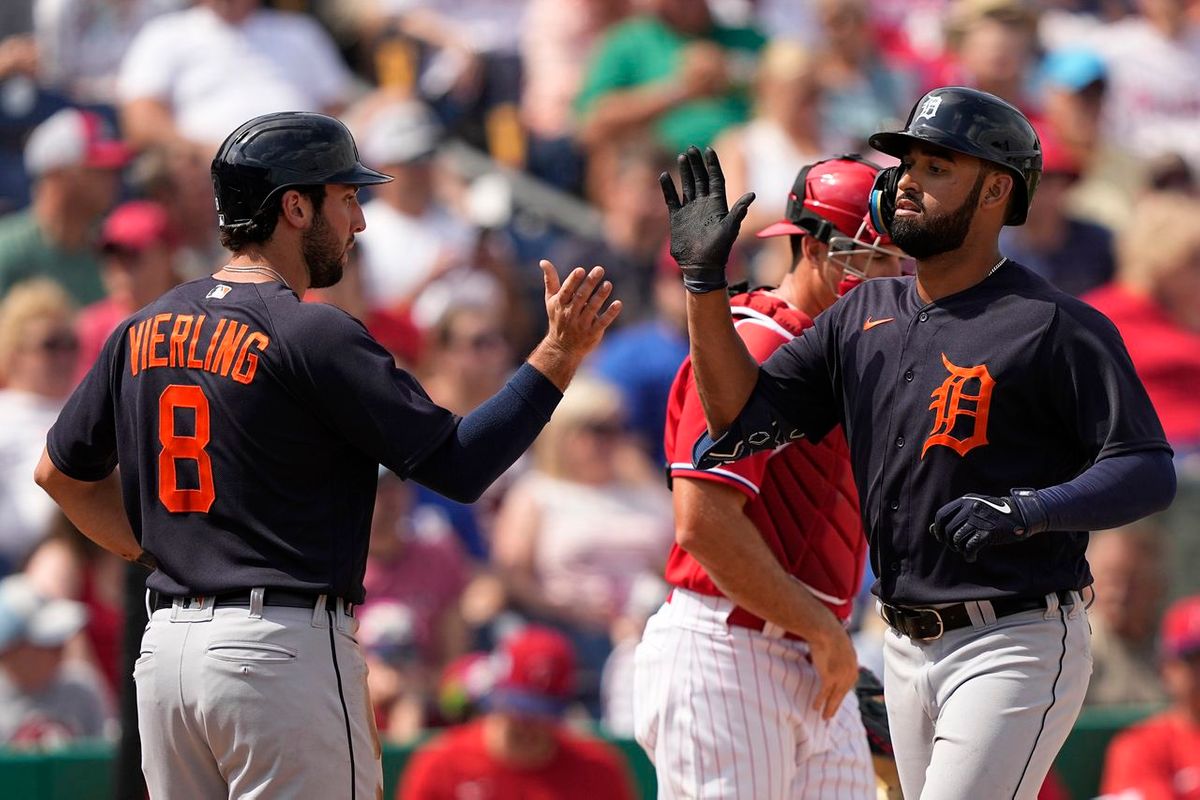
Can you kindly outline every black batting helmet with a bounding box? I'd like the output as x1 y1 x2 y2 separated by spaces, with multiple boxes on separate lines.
211 112 392 230
867 86 1042 234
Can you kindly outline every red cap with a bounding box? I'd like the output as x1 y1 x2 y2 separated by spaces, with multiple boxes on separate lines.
1162 596 1200 660
100 201 175 253
486 626 575 717
24 108 132 176
757 156 881 241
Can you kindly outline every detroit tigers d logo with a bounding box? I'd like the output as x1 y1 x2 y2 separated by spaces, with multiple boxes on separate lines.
922 353 995 458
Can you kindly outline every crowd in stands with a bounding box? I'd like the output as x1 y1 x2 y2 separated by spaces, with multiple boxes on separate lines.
0 0 1199 797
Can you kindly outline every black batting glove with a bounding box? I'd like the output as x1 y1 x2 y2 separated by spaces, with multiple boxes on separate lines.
659 146 755 294
929 488 1049 562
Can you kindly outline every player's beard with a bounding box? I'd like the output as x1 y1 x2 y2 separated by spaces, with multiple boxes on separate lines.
301 209 346 289
889 172 986 260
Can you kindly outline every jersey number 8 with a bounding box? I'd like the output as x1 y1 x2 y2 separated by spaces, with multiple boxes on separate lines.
158 384 215 513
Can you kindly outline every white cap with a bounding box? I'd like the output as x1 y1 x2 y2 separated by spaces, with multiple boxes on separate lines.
361 102 442 166
0 575 88 652
24 108 132 177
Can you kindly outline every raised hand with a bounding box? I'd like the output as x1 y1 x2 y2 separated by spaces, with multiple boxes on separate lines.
659 146 755 294
530 259 622 390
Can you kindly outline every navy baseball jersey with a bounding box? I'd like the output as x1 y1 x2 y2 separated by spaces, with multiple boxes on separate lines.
46 278 456 602
707 262 1170 605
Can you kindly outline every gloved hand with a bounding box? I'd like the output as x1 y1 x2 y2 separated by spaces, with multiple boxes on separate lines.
929 488 1049 562
659 146 755 293
855 667 893 758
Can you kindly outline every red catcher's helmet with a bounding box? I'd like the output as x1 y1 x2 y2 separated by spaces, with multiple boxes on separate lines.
829 213 910 291
757 155 883 242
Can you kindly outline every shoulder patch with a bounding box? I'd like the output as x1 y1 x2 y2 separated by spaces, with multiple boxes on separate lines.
206 284 232 300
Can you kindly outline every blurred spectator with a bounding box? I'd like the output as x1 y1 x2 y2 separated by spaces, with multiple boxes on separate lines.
360 600 427 743
0 573 111 748
1000 125 1115 296
1085 523 1170 707
33 0 183 105
574 0 765 154
589 248 688 466
363 469 471 671
75 200 179 381
552 139 670 324
813 0 913 149
714 40 830 243
520 0 630 192
492 376 673 713
355 101 472 312
312 263 425 372
418 300 514 416
116 0 354 152
1101 595 1200 799
941 0 1041 109
0 279 78 572
128 142 223 279
399 626 635 799
1042 0 1200 176
599 571 667 737
0 108 129 304
1083 193 1200 454
367 0 525 150
22 517 125 696
1035 46 1145 232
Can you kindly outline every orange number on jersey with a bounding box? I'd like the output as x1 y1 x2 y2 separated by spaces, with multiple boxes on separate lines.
158 385 215 513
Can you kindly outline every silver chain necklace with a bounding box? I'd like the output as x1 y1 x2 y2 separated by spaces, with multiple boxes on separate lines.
987 257 1007 276
217 264 292 290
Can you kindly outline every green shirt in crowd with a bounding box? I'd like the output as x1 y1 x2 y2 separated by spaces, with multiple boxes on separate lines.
0 209 105 305
575 16 766 153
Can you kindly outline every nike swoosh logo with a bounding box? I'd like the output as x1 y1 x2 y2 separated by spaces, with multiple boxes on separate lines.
971 496 1012 514
863 316 895 331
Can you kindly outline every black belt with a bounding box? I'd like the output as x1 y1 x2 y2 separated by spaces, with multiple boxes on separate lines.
150 589 352 614
880 590 1075 641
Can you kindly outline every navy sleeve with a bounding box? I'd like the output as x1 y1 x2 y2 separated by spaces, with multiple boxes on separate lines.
1044 300 1172 461
46 325 123 481
408 363 563 503
694 308 841 468
1037 450 1175 532
282 305 456 478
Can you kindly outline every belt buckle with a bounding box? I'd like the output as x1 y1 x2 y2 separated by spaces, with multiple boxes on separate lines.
909 607 945 641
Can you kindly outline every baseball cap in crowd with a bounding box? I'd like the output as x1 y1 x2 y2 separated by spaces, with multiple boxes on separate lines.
485 626 576 718
357 600 419 665
361 102 442 166
24 108 133 177
1161 595 1200 660
1040 48 1107 93
437 651 492 723
0 575 88 653
99 201 177 254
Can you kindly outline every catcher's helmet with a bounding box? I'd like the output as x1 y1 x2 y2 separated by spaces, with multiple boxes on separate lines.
867 86 1042 231
211 112 392 231
757 155 883 243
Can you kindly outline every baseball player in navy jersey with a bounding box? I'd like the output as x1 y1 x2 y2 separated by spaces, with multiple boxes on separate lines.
659 86 1176 800
33 111 621 800
634 156 902 800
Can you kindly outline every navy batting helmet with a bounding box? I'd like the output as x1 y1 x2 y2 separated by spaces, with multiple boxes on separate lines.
867 86 1042 234
211 112 392 231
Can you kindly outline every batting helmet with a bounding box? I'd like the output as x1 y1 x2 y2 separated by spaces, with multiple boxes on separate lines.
867 86 1042 233
757 155 883 243
211 112 392 231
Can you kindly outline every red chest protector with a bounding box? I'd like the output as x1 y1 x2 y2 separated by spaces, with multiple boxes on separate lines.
728 290 867 620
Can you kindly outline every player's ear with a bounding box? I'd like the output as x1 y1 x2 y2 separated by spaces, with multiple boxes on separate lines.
279 189 312 230
981 170 1014 215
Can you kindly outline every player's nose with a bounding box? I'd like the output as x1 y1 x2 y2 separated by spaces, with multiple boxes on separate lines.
351 204 366 234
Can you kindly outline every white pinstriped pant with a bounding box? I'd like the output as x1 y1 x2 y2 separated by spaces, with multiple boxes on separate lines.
633 588 874 799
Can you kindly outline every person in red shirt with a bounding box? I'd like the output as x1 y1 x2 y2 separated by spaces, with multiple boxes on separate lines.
398 625 634 800
1101 594 1200 800
74 201 180 383
633 155 904 799
1083 193 1200 455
